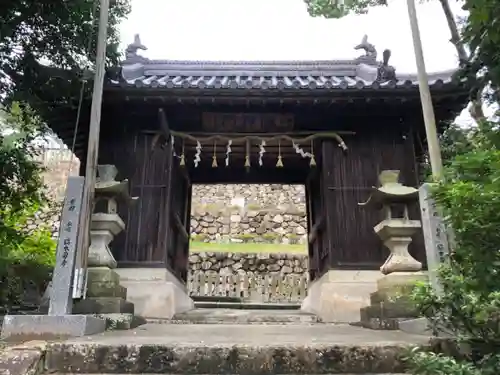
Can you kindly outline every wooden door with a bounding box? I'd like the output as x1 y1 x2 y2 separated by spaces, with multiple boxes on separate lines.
162 138 192 282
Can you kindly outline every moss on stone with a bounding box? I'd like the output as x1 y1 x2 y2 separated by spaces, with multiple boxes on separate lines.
45 342 418 373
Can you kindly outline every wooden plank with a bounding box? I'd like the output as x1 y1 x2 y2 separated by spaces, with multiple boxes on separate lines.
298 275 307 301
162 135 174 268
242 274 250 299
201 112 294 133
186 270 311 303
269 275 279 300
277 275 286 302
158 108 171 138
308 216 324 245
220 274 225 296
234 274 241 298
172 213 189 243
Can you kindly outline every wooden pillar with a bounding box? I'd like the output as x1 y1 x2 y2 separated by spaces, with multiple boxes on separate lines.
320 140 335 271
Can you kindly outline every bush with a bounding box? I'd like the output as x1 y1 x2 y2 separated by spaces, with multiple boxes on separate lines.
192 233 209 242
0 206 56 312
406 121 500 375
0 102 56 312
262 232 278 244
237 233 256 243
287 233 300 244
246 203 261 211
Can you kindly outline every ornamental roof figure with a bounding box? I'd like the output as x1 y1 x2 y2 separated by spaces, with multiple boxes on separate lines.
111 34 460 92
355 35 377 61
125 34 147 61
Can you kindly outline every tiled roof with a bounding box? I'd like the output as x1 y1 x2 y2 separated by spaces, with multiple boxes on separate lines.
109 35 460 91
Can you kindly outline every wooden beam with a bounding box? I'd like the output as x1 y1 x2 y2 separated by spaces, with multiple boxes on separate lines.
172 213 189 243
305 168 319 186
188 166 309 184
178 165 192 187
158 108 171 139
308 216 324 245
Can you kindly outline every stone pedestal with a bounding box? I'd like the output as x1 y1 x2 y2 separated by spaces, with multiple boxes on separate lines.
375 219 422 274
115 268 194 320
301 270 381 323
358 272 427 330
73 267 134 315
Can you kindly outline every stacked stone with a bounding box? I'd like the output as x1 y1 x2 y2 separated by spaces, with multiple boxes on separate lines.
23 203 62 238
189 251 308 277
190 209 307 243
193 184 306 211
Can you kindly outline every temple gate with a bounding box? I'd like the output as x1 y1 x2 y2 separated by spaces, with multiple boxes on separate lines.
44 35 469 321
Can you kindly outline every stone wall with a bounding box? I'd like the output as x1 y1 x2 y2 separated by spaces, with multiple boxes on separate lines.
193 184 305 210
190 184 307 243
35 148 80 200
189 251 308 276
190 209 307 244
25 204 62 238
24 149 79 238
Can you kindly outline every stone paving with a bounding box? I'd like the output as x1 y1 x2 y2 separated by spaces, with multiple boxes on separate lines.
58 322 430 346
44 323 430 374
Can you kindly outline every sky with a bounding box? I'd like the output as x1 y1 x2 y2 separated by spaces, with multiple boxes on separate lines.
119 0 478 125
119 0 466 74
36 0 476 148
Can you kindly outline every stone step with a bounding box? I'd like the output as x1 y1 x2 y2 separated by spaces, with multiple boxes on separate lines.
44 323 430 374
194 300 302 310
192 295 243 303
168 308 320 324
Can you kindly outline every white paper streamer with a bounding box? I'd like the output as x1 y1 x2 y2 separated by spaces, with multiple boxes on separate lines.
194 140 202 167
225 140 232 167
292 142 313 160
258 140 266 166
170 135 178 157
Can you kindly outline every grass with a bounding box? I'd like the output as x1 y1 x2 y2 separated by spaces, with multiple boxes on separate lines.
189 241 307 254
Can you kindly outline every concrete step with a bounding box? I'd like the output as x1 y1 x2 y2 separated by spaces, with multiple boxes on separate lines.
166 308 320 324
44 323 430 374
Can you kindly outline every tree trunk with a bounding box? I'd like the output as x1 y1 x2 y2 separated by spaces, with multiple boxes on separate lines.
438 0 485 122
438 0 468 63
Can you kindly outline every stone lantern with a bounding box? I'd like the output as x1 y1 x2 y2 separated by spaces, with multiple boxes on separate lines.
359 170 422 274
88 165 138 269
357 170 425 329
73 165 138 325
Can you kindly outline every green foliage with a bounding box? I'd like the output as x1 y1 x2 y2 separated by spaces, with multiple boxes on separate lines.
262 232 279 244
287 233 300 245
407 348 485 375
0 0 131 100
237 233 257 243
407 121 500 374
0 102 56 311
0 220 56 311
246 203 261 211
462 0 500 101
192 233 209 243
0 102 46 244
304 0 387 18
